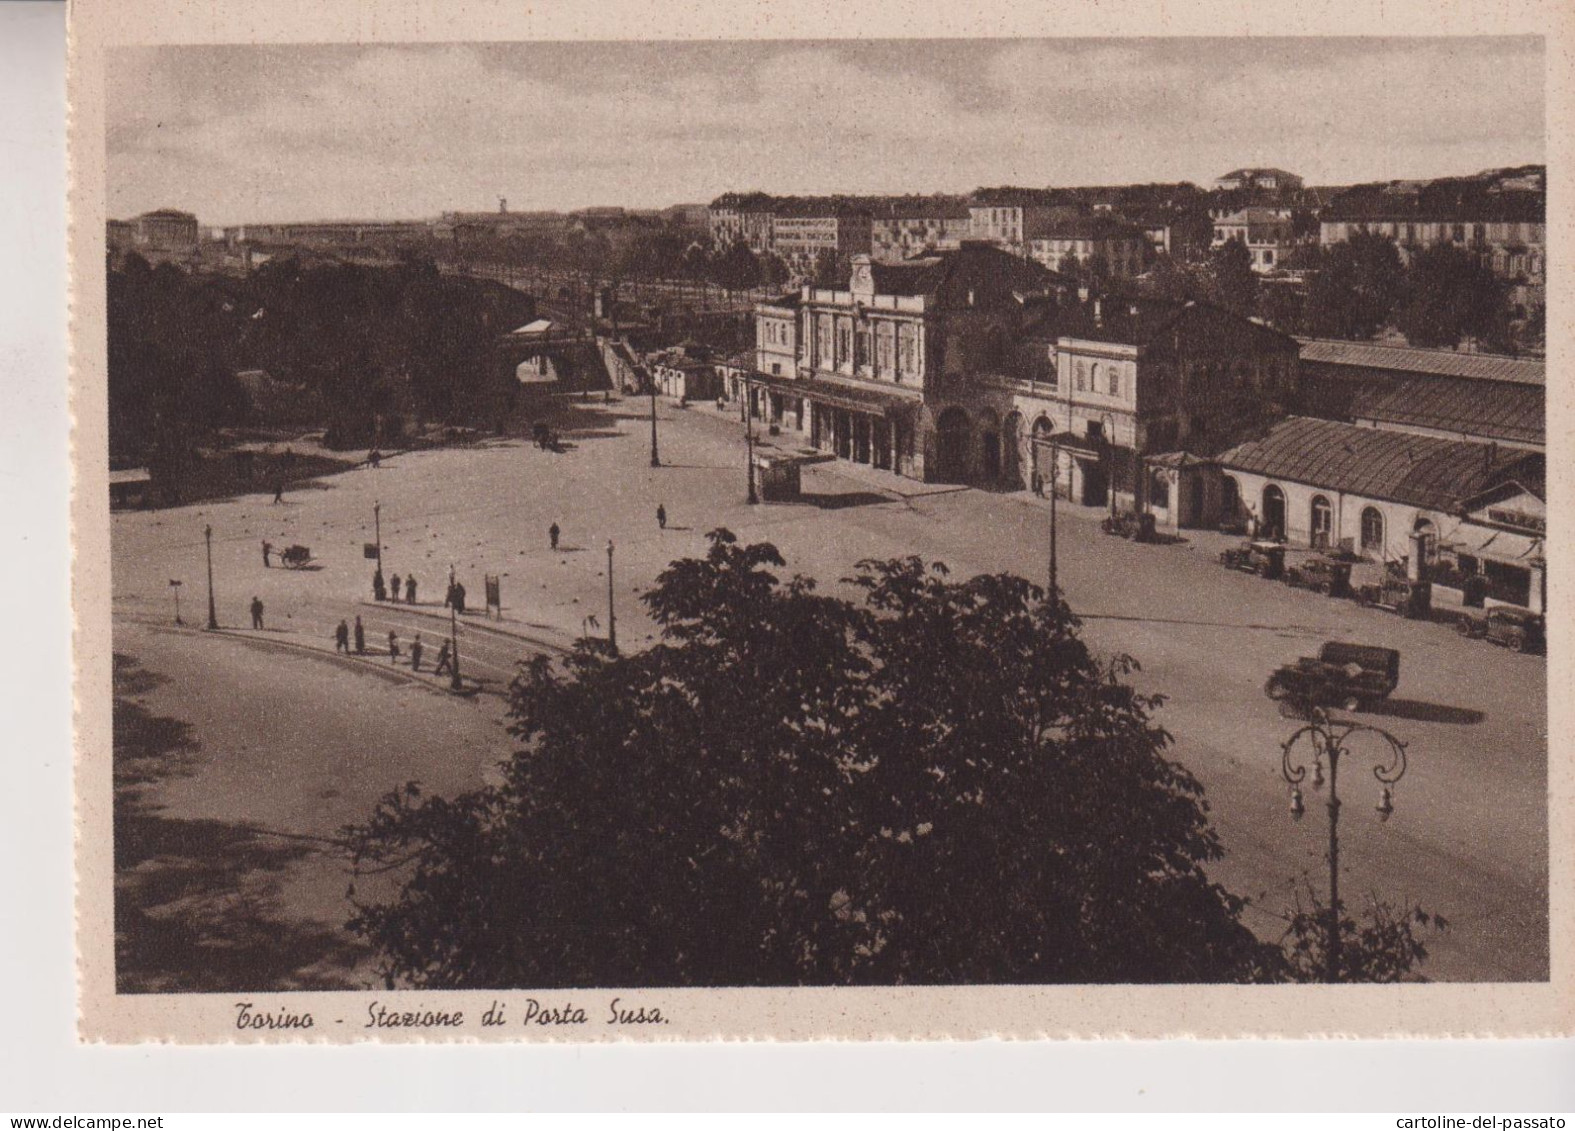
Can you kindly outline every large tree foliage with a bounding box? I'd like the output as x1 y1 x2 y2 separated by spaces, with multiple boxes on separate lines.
1395 242 1509 349
1300 232 1407 341
343 531 1288 987
106 255 534 459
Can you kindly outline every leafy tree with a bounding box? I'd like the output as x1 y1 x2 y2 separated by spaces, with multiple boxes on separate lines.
1301 232 1406 340
1206 237 1259 315
1397 242 1508 348
1276 883 1447 983
344 531 1291 988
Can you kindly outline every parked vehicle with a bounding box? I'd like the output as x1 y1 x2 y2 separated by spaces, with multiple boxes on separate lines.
1282 556 1353 598
1265 641 1402 712
279 544 313 569
1456 606 1544 653
1219 540 1285 580
1101 510 1158 543
1354 574 1432 619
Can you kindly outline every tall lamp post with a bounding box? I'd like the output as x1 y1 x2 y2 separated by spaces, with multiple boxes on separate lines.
745 377 759 505
204 524 218 630
1047 437 1059 599
448 598 463 691
373 501 383 575
606 539 617 652
648 369 661 468
1279 704 1409 983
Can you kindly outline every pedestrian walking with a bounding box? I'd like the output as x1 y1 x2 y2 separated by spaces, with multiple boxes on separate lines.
334 619 350 653
656 503 667 530
549 522 560 551
390 573 402 605
373 568 386 602
262 540 273 568
387 630 400 663
250 596 264 630
405 575 417 605
453 582 467 615
273 479 284 505
353 616 365 654
433 640 453 676
369 449 381 469
410 634 424 672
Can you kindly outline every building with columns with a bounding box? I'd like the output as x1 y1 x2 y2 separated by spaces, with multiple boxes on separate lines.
744 244 1068 481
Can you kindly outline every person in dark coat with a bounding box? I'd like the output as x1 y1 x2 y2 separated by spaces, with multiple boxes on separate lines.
353 616 365 654
549 522 560 551
433 640 453 676
405 575 417 605
262 540 272 568
334 620 350 653
390 573 402 604
250 596 264 630
387 630 400 663
410 634 424 671
453 582 466 615
273 480 284 505
373 569 386 602
656 504 667 530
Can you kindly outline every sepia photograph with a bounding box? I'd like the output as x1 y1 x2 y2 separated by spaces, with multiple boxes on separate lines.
67 5 1571 1043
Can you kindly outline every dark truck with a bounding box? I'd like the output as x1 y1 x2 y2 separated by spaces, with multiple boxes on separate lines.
1264 641 1402 713
1456 606 1544 654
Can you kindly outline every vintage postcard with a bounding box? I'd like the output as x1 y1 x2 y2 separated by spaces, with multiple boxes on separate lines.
70 0 1573 1042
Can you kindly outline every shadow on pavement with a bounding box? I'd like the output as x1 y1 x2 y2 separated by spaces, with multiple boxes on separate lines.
1361 697 1487 726
113 653 370 993
793 491 894 511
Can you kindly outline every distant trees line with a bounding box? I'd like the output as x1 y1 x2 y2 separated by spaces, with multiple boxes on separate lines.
107 252 537 469
1127 232 1531 351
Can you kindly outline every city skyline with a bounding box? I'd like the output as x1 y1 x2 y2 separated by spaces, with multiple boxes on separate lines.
107 38 1544 227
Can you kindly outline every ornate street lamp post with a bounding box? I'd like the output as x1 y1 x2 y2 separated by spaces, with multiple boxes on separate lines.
1279 705 1409 983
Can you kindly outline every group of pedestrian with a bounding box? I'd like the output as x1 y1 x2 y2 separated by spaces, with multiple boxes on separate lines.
372 568 417 604
444 578 468 614
333 616 367 654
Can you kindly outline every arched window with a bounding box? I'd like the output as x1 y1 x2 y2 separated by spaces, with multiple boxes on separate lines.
1089 363 1101 393
1361 507 1385 556
1075 361 1087 391
1310 495 1332 548
1108 364 1121 398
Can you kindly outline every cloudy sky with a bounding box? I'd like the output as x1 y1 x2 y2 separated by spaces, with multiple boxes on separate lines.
106 38 1544 226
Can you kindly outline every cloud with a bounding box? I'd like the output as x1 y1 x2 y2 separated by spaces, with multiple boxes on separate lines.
105 38 1545 224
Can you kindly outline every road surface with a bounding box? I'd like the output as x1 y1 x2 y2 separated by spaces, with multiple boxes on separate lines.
111 397 1549 983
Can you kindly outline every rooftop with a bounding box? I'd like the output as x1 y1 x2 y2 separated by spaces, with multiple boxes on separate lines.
863 243 1064 306
1219 416 1537 512
1297 339 1544 385
1350 377 1544 448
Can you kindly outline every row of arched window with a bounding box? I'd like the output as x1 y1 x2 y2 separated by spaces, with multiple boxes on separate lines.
1256 482 1386 554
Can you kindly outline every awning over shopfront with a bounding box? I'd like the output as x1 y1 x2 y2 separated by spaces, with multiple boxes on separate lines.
1442 523 1544 569
748 372 919 419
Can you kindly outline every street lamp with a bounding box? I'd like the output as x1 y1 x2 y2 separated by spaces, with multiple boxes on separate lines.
745 377 759 505
204 524 219 630
169 579 183 625
1100 412 1118 520
448 598 463 691
648 369 661 468
373 501 383 575
606 539 618 653
1279 704 1409 983
1046 436 1059 599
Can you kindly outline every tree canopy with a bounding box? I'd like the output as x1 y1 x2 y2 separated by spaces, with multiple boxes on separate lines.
343 531 1288 987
